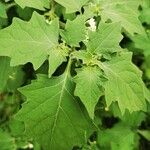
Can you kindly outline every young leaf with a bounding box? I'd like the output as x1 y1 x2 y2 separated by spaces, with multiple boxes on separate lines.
0 12 67 77
54 0 89 13
16 61 95 150
72 51 93 64
61 16 86 47
48 44 69 77
86 22 122 54
102 52 146 114
74 66 103 118
14 0 50 10
99 0 145 35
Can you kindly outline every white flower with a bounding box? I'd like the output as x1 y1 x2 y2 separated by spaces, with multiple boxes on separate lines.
28 143 34 149
5 0 11 2
87 18 96 32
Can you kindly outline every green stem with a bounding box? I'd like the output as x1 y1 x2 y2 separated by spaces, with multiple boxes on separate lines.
65 57 72 76
44 0 56 19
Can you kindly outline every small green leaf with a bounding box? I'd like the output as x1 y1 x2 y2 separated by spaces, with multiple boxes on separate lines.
61 16 86 47
48 44 69 77
86 22 122 54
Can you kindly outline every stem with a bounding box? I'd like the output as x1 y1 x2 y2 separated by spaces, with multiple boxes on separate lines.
51 0 56 11
65 57 72 76
44 0 56 19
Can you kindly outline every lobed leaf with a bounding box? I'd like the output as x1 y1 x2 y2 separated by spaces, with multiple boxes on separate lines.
0 12 68 77
102 52 146 114
16 61 95 150
74 66 103 118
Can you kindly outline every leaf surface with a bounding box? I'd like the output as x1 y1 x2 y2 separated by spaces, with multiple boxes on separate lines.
99 0 145 35
61 16 86 46
14 0 50 10
102 52 146 114
16 61 94 150
54 0 89 13
86 22 122 54
0 57 10 92
74 66 103 118
132 33 150 57
98 124 137 150
0 12 66 77
0 130 16 150
0 2 7 18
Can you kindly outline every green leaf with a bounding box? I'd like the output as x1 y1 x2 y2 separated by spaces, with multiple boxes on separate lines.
0 12 67 77
138 130 150 141
16 60 95 150
7 66 25 91
0 56 25 93
102 52 146 114
54 0 89 13
14 0 50 10
110 103 145 127
143 85 150 102
61 16 86 46
0 2 7 18
132 33 150 57
0 17 8 29
48 44 69 77
99 0 145 35
140 7 150 24
86 22 122 54
0 130 16 150
9 119 25 137
98 123 138 150
0 57 11 92
121 111 145 127
74 66 103 118
16 6 33 21
141 0 150 7
72 51 93 64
